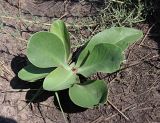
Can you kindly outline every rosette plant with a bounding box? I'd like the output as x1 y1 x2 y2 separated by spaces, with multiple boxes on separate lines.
18 20 143 108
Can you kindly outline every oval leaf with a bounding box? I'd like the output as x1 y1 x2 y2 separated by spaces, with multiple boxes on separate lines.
87 27 143 51
78 43 124 77
76 27 143 66
27 32 68 68
18 64 54 82
75 49 90 67
50 20 71 60
69 80 108 108
43 67 79 91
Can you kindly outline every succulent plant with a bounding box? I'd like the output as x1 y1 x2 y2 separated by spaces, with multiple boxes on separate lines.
18 20 143 108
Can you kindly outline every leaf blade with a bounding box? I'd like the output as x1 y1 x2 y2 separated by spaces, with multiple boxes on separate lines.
87 27 143 51
69 80 108 108
75 48 90 67
43 67 79 91
18 64 54 82
76 27 143 66
78 43 124 77
27 32 68 68
50 20 71 60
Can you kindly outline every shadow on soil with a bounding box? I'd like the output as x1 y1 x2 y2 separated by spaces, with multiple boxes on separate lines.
144 0 160 53
10 55 86 113
0 116 17 123
54 90 86 113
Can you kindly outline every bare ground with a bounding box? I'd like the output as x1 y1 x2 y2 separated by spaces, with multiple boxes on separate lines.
0 0 160 123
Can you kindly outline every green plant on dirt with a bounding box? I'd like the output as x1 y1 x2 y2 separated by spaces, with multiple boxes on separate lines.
92 0 145 28
18 20 143 109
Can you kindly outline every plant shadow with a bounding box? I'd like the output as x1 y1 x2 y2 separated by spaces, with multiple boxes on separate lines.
54 89 86 113
0 116 17 123
10 55 86 113
10 55 53 103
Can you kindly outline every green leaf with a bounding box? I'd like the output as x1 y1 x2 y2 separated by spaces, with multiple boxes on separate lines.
86 27 143 51
50 20 71 60
75 49 90 67
76 27 143 66
69 80 108 108
43 67 79 91
27 32 68 69
78 43 123 77
18 64 54 82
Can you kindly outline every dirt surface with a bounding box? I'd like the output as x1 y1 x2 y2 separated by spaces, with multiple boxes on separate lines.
0 0 160 123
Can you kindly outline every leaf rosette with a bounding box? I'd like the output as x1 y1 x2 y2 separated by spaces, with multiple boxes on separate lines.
18 20 143 108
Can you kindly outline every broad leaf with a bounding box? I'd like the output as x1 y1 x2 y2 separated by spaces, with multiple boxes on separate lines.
86 27 143 51
78 43 123 77
76 27 143 66
50 20 71 60
18 64 54 82
75 49 90 67
27 32 68 69
43 67 79 91
69 80 108 108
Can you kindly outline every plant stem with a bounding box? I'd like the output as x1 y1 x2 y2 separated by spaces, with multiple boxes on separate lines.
55 92 68 123
18 86 43 113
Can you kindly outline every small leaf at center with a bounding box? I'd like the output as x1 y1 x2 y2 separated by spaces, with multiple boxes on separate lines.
43 67 79 91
